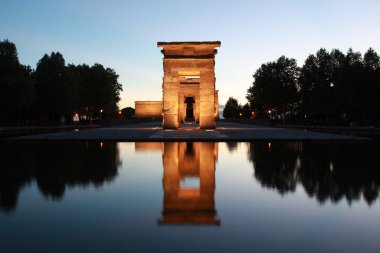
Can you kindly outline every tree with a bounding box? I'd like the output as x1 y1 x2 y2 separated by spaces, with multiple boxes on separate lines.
69 63 123 119
0 39 34 125
362 48 380 123
241 103 251 119
298 48 345 124
223 97 240 119
247 56 299 121
0 40 124 126
34 52 78 122
121 107 135 119
337 48 365 123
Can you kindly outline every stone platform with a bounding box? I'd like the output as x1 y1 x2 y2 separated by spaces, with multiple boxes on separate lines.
6 121 369 142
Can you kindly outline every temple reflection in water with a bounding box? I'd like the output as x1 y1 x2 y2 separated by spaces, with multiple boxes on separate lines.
135 142 220 225
161 142 220 225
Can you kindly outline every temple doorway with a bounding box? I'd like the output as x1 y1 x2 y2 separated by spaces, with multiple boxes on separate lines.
185 96 195 121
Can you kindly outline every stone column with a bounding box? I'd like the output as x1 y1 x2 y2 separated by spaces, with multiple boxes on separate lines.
195 94 200 123
199 68 216 129
214 90 219 119
179 93 185 123
162 70 179 129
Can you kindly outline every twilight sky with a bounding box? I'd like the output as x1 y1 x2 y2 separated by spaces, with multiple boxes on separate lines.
1 0 380 108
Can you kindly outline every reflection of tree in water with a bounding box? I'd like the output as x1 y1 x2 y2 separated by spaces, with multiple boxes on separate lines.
248 142 380 205
248 142 300 194
0 142 120 213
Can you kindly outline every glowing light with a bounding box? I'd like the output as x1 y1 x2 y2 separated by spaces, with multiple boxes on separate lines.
73 113 80 122
118 110 122 115
100 142 103 149
330 82 334 87
100 109 103 113
184 76 200 79
329 162 334 172
268 142 271 149
268 110 272 114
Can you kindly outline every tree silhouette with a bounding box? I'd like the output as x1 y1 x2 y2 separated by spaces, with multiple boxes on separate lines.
68 63 123 121
247 56 299 120
121 107 135 119
362 48 380 123
241 103 251 119
0 40 124 126
0 40 34 125
223 97 240 119
34 52 78 122
250 48 380 125
298 48 345 124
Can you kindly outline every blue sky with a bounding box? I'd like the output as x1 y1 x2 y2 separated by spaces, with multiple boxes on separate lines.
1 0 380 108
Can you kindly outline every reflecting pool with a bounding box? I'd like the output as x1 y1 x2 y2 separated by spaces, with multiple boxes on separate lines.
0 141 379 253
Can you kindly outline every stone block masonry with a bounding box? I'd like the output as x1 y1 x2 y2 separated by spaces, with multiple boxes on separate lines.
158 41 221 129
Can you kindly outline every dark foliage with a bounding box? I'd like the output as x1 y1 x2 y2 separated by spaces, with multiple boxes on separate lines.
0 40 34 125
248 48 380 126
223 97 241 119
121 107 135 119
247 56 299 122
0 39 123 126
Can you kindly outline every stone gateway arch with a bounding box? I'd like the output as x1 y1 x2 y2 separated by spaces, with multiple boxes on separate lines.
158 41 221 129
135 41 221 129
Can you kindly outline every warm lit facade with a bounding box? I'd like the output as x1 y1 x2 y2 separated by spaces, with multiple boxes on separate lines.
135 41 221 129
134 101 162 119
159 41 220 129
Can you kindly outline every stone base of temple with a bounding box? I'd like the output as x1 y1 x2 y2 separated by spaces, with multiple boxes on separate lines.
163 114 179 129
199 115 216 129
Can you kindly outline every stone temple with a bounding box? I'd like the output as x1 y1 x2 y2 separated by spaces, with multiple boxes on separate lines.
135 41 221 129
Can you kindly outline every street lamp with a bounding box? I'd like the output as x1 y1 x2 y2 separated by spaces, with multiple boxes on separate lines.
100 109 103 123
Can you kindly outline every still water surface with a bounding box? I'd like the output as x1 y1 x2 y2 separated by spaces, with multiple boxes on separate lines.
0 141 379 253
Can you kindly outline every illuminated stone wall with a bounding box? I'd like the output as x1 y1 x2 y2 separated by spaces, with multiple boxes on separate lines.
215 90 219 119
134 101 162 119
157 41 221 129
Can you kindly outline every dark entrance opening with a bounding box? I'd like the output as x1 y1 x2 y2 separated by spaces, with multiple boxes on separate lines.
185 97 195 120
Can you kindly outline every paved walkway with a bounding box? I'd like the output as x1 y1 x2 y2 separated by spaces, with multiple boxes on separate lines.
7 121 369 141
